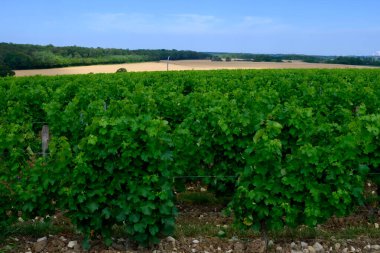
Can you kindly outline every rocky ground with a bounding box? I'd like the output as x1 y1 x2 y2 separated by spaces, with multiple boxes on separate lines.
2 184 380 253
3 230 380 253
2 205 380 253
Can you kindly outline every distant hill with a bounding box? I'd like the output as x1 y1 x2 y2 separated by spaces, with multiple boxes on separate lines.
0 43 211 70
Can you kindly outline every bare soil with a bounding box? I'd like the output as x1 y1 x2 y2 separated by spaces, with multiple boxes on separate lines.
15 60 377 77
2 203 380 253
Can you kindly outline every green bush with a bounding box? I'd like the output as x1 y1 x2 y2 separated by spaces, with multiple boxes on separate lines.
116 68 127 73
64 115 176 247
0 64 15 77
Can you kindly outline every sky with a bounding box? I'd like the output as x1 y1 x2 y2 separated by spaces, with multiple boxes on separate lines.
1 0 380 56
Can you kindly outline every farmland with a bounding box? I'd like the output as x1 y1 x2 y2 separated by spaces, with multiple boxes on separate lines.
14 60 377 77
1 69 380 252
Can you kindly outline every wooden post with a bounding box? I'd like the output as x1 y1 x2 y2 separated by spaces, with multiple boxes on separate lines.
167 56 170 71
41 125 49 158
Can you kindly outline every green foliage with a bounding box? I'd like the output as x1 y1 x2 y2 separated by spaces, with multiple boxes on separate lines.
1 69 380 247
65 115 176 246
116 68 127 73
0 42 211 70
213 53 380 66
211 56 222 61
328 56 380 66
0 65 15 77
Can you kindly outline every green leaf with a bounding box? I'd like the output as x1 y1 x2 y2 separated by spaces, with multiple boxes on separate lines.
129 213 140 223
87 135 98 145
102 208 111 219
149 225 159 235
86 202 99 213
134 222 147 233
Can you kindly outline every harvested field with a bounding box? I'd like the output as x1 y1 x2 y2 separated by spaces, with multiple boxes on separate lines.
14 60 377 77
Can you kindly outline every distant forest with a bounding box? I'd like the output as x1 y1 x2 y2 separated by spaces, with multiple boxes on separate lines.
214 53 380 66
1 43 380 77
0 43 211 70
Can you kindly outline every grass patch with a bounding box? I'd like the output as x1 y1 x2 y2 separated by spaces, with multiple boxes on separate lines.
176 192 220 205
0 221 73 253
1 220 73 240
174 217 380 242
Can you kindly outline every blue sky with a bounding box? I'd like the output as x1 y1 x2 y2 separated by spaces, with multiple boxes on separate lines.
1 0 380 55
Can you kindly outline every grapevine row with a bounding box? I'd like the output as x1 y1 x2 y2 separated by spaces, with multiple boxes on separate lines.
1 69 380 247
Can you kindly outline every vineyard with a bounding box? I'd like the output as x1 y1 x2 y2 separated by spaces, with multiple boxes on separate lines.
1 69 380 249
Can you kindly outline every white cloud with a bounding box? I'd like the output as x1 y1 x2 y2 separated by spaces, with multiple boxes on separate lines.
83 12 288 36
375 51 380 56
242 16 274 26
168 14 222 33
84 12 222 34
228 16 291 35
84 13 155 33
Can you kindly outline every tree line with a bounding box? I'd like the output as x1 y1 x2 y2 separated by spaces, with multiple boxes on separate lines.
0 43 211 75
2 42 380 77
214 52 380 66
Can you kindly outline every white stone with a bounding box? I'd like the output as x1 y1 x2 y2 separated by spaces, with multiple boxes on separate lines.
308 245 316 253
301 242 308 249
67 240 78 248
268 240 274 247
37 237 47 242
372 245 380 250
335 243 341 250
192 239 199 244
166 236 176 242
375 223 379 229
276 246 283 252
342 248 348 253
363 245 371 251
350 246 355 252
33 238 48 253
291 242 297 249
230 236 239 241
313 242 324 253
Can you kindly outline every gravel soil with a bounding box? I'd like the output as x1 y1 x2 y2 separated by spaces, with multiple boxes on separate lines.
2 203 380 253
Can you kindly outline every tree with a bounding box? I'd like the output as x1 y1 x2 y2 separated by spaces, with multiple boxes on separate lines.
225 57 232 62
116 68 127 73
211 56 222 61
0 65 15 77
